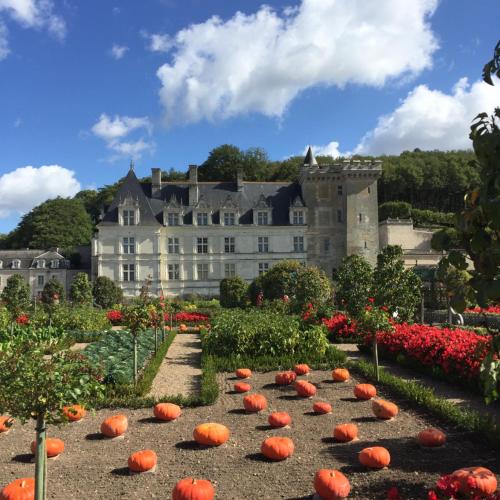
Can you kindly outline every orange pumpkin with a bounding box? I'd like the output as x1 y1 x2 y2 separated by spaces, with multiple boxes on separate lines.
165 325 171 331
0 478 35 500
334 423 358 443
62 404 86 422
359 447 391 469
295 380 317 398
234 382 251 393
275 371 297 386
372 399 399 420
294 364 310 376
0 416 14 433
101 414 128 438
313 401 332 414
153 403 182 421
172 478 215 500
128 450 157 473
193 423 230 446
416 428 446 447
451 467 497 497
353 384 377 400
179 324 188 332
314 469 351 499
261 436 294 461
30 438 65 458
243 394 267 412
268 412 292 428
332 368 350 382
235 368 252 379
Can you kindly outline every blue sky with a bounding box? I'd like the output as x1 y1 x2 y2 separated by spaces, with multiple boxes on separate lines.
0 0 499 233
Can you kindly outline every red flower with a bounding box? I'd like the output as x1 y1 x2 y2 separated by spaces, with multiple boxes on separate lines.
387 486 400 500
427 491 438 500
365 305 372 311
368 297 375 304
106 310 123 324
16 314 29 325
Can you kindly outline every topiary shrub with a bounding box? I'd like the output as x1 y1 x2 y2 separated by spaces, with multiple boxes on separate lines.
41 277 65 304
220 276 248 308
257 260 302 301
1 274 31 320
92 276 123 308
378 201 412 221
70 272 93 305
295 266 332 309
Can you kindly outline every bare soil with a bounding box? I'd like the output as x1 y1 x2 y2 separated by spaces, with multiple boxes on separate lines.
1 370 498 499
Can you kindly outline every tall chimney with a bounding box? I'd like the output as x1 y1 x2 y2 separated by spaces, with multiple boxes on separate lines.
189 165 199 205
236 168 244 192
151 168 162 198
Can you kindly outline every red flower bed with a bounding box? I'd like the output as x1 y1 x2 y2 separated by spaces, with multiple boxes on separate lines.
376 323 492 381
15 314 30 325
322 313 358 339
106 310 123 324
465 305 500 315
163 312 209 324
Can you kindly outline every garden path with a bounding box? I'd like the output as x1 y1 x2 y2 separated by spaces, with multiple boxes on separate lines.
337 343 500 424
147 332 202 400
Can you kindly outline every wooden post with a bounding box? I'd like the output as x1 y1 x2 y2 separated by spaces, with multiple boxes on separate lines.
35 413 47 500
133 336 138 385
421 291 425 324
154 327 158 353
372 333 380 382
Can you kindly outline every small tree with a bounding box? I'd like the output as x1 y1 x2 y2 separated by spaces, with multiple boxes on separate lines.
220 276 248 308
334 255 373 316
69 273 93 305
295 265 332 309
258 260 302 301
1 274 32 323
373 245 421 322
92 276 123 308
41 278 65 305
122 304 150 384
0 344 103 499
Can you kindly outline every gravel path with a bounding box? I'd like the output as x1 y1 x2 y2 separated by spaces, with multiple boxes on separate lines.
147 333 202 400
336 343 500 423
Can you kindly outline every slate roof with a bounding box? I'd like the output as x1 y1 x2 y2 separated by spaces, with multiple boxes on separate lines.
0 249 68 269
101 168 305 226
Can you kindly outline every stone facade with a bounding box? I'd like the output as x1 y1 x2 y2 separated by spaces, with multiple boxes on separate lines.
93 149 382 297
0 248 83 298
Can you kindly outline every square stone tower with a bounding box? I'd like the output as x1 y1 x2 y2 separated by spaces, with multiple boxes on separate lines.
299 147 382 276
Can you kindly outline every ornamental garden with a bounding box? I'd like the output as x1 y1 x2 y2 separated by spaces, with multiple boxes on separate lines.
0 249 499 500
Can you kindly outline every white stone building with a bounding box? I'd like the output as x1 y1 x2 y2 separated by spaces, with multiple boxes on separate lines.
92 149 382 297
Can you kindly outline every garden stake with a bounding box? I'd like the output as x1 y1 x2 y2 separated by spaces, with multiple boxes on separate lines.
133 336 138 385
373 334 380 382
35 414 47 500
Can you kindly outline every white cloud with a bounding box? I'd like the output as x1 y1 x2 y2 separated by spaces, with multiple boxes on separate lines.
0 0 66 58
0 165 80 218
309 141 344 158
354 77 500 155
143 32 172 53
91 113 154 160
110 43 128 60
157 0 438 125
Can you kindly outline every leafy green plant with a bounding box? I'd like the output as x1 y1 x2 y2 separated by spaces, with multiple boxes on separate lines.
294 265 332 308
0 344 103 499
92 276 123 308
41 278 65 305
219 276 248 308
69 273 93 305
1 274 31 321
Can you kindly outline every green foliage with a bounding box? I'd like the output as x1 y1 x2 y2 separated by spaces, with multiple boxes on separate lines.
203 309 328 357
84 329 156 385
257 260 302 301
41 277 65 304
0 325 70 354
92 276 123 308
411 208 455 227
436 256 474 311
373 245 422 322
334 255 373 316
295 265 332 307
219 276 248 308
1 274 31 318
70 273 93 305
0 344 104 424
2 198 93 249
29 305 110 332
431 227 462 251
356 305 394 336
122 303 151 336
0 306 9 331
379 201 412 220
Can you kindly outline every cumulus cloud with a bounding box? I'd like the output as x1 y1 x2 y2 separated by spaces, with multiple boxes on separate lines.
142 32 172 53
354 77 500 155
91 113 154 160
157 0 438 125
0 0 66 59
309 141 344 158
110 43 128 60
0 165 80 218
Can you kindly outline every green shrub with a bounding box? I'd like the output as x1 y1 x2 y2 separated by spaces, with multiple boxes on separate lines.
41 277 65 304
295 265 332 308
379 201 412 221
30 305 110 332
93 276 123 308
257 260 302 301
203 309 328 357
1 274 31 318
220 276 248 308
0 307 9 331
70 272 93 305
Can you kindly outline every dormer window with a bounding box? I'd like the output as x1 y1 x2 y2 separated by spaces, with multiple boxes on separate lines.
197 212 209 226
257 211 269 225
223 212 235 226
167 213 180 226
37 260 46 269
51 260 59 269
292 211 304 225
0 260 3 269
12 259 20 269
123 209 135 226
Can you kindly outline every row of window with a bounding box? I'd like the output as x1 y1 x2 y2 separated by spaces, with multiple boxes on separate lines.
121 262 270 282
0 259 60 270
122 209 306 227
122 236 306 254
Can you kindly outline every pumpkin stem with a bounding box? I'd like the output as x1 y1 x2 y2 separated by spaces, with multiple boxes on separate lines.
21 480 26 488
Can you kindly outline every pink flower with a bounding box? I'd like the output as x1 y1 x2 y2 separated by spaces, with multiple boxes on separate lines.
427 491 438 500
368 297 375 304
